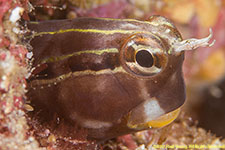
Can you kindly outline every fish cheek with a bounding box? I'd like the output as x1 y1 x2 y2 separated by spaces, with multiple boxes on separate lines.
56 73 141 125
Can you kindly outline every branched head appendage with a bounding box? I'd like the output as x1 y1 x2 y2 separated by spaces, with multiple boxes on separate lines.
172 28 216 54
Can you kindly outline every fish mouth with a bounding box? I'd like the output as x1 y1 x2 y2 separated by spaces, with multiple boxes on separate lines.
127 108 180 129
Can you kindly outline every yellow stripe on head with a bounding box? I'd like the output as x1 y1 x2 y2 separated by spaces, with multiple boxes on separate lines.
41 48 119 64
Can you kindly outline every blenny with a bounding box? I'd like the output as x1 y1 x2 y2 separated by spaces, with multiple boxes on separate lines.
26 16 214 141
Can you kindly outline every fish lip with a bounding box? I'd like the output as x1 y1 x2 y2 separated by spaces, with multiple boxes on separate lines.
127 107 181 130
126 97 182 130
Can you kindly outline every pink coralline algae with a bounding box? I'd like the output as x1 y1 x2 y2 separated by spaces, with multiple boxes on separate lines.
0 0 42 149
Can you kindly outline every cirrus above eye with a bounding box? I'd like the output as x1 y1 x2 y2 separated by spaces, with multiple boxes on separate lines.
135 50 154 68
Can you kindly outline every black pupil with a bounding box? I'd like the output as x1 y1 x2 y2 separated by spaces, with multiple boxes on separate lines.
136 50 154 68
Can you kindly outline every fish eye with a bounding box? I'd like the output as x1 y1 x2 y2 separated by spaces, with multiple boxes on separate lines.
120 33 168 77
135 50 154 68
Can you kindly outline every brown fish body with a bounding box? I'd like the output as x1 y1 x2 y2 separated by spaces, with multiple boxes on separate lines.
27 16 186 140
